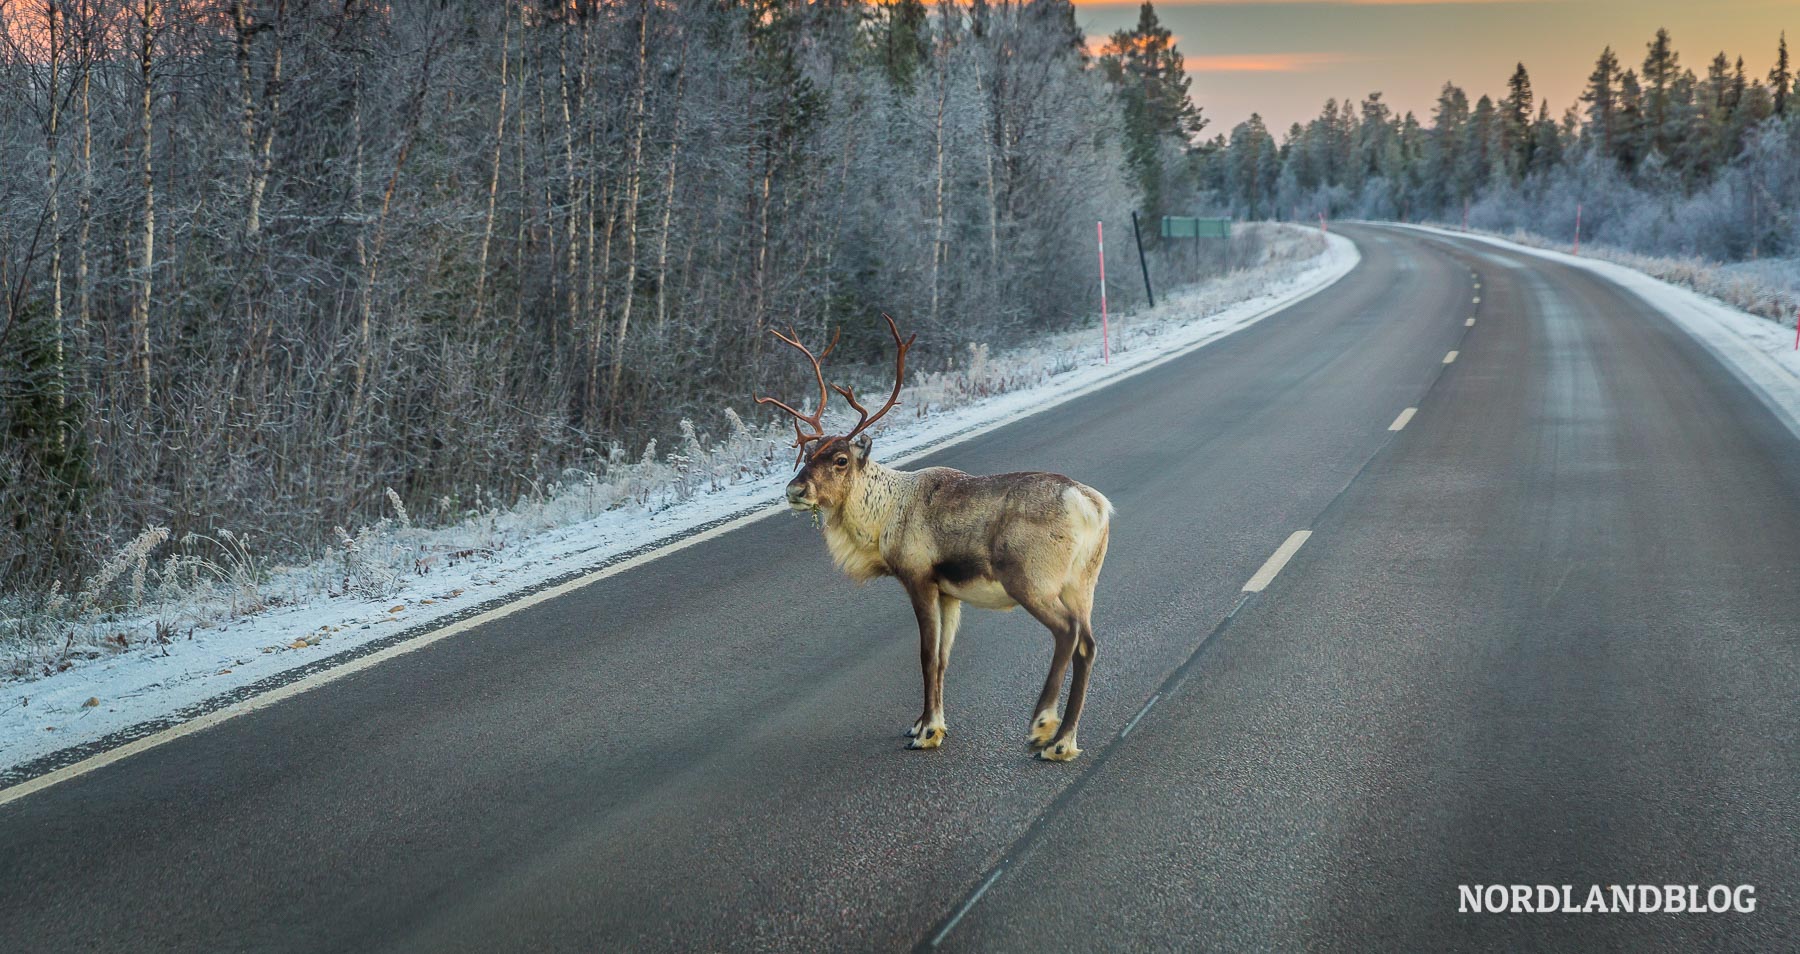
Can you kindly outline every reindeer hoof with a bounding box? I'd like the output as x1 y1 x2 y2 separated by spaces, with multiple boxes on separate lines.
907 724 947 750
1035 738 1080 762
905 719 924 739
1027 714 1061 749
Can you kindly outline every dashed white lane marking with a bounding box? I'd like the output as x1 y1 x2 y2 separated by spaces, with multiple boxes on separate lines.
1466 318 1476 326
931 866 1007 947
1444 350 1459 364
1389 407 1418 431
1119 694 1161 739
1474 282 1482 289
1473 296 1481 303
1243 531 1313 593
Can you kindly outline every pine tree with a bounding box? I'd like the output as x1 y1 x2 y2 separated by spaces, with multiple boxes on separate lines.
1723 56 1751 158
1614 67 1645 168
1706 52 1732 111
1098 3 1205 140
1225 113 1276 218
1397 111 1424 217
1098 2 1205 217
1581 47 1620 156
1690 51 1735 176
1668 65 1704 183
1462 94 1497 193
1501 62 1535 179
1642 28 1680 157
1426 83 1469 209
1530 100 1561 174
1772 32 1792 117
1256 127 1281 212
1356 91 1396 183
879 0 930 89
1335 98 1359 185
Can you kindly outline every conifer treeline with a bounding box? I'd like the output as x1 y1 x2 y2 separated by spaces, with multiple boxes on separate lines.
1199 28 1800 261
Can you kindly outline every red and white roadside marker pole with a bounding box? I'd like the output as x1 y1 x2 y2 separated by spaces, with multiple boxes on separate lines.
1318 211 1328 233
1793 307 1799 351
1574 202 1583 256
1096 221 1110 364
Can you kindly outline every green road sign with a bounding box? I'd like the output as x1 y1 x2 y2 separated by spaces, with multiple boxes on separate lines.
1160 216 1231 239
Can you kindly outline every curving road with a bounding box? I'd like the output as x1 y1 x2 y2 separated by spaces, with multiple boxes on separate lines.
2 225 1796 951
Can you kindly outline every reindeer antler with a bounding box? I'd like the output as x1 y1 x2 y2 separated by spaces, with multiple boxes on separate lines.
833 313 916 443
755 316 914 467
754 326 840 466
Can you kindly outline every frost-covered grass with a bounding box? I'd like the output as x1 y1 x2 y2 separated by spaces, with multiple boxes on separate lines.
0 410 800 684
1438 224 1800 330
0 225 1338 765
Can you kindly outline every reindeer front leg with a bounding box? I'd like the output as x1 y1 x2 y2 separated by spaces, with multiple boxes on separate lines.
903 579 948 749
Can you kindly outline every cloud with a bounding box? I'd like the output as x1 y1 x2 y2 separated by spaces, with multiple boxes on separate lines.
1083 30 1358 74
1184 52 1357 72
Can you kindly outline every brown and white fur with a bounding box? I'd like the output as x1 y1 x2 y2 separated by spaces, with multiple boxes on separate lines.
786 433 1112 761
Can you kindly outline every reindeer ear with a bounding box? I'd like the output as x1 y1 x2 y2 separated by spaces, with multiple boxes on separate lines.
854 433 873 457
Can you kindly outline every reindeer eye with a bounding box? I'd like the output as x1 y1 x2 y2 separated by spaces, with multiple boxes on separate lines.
834 455 849 467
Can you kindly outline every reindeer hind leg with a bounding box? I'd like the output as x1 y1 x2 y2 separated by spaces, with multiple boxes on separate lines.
1009 581 1078 753
1040 559 1103 762
1039 614 1094 762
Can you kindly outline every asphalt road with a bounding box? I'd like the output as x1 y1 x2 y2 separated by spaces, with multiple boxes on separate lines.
3 225 1795 952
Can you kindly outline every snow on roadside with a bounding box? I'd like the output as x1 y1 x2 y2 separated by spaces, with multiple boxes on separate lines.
1396 223 1800 438
0 225 1356 774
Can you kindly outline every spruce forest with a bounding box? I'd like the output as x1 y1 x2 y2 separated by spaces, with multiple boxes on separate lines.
1204 26 1800 262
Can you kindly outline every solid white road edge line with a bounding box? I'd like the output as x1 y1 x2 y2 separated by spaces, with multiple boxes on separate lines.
1388 407 1418 431
1243 531 1313 593
1118 693 1161 740
0 236 1366 808
930 865 1007 948
0 505 783 809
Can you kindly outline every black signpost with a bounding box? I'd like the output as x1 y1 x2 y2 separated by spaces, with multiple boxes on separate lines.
1129 211 1156 309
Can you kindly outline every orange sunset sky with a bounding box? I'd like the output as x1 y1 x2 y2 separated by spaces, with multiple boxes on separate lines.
1073 0 1797 135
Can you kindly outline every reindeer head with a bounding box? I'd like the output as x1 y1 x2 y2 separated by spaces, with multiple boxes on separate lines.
786 434 873 511
755 315 915 513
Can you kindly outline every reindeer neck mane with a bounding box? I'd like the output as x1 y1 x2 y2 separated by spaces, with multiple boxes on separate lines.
821 460 911 583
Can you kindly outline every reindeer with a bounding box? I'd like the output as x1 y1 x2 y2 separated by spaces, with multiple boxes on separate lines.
756 316 1112 761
